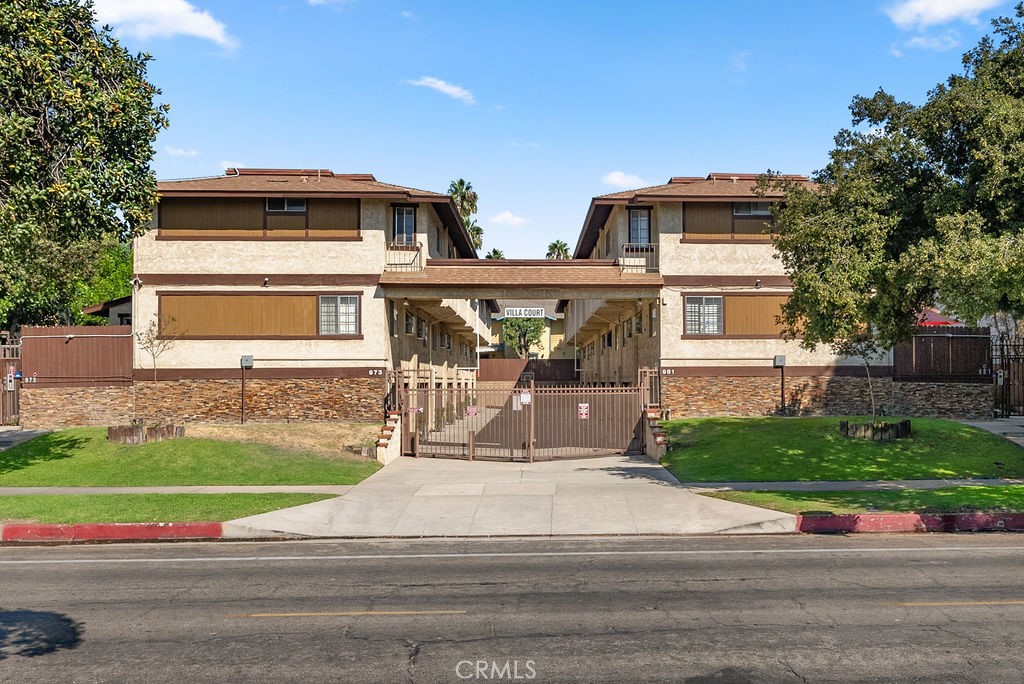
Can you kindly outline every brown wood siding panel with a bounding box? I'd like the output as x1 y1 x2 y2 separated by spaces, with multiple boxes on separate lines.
684 202 730 236
733 217 773 236
160 295 317 337
724 295 788 336
159 198 263 237
308 199 360 237
20 326 133 387
265 213 306 238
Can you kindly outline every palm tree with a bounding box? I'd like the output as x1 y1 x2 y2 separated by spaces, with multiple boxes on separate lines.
449 179 482 250
448 178 478 221
485 248 505 259
546 240 570 260
465 218 483 250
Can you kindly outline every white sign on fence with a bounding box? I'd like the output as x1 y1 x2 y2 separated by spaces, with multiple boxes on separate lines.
505 307 545 318
578 403 590 420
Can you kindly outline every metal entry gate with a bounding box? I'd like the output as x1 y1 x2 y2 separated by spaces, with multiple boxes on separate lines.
994 339 1024 417
397 376 648 461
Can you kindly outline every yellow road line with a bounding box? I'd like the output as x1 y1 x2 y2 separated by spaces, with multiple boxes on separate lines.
227 610 467 618
891 600 1024 607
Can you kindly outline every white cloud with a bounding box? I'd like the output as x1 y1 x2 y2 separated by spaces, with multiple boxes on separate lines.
400 9 414 19
490 211 529 227
730 50 752 73
219 160 246 171
165 145 197 157
888 43 905 57
602 171 647 189
308 0 355 6
905 31 961 50
885 0 1004 29
93 0 236 48
406 76 476 104
510 141 540 149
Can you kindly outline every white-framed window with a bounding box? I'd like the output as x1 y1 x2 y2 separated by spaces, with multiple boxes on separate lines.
685 296 723 335
394 206 416 244
629 208 651 244
319 295 359 335
733 202 772 216
267 198 306 212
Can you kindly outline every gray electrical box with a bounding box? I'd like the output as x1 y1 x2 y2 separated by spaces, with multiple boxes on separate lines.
3 374 13 391
773 355 787 368
240 355 254 370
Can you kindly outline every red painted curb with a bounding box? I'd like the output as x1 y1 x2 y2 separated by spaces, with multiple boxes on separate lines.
798 513 1024 534
1 522 223 543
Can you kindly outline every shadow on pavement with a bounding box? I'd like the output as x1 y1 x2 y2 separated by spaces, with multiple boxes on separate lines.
0 609 83 660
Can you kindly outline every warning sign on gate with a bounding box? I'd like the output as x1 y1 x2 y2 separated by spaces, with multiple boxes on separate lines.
466 405 478 417
578 403 590 420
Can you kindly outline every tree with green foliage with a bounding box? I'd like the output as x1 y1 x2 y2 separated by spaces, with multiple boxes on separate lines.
0 0 168 331
484 248 505 259
78 242 132 324
765 3 1024 352
448 178 483 250
503 317 545 357
546 240 570 259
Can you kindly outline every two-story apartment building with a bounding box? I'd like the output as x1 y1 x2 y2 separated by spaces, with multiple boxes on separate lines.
131 168 490 422
564 173 887 416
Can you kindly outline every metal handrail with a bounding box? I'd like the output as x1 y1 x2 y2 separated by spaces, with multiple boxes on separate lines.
385 241 424 271
617 243 658 273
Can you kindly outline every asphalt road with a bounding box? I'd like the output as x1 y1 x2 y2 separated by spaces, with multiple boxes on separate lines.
2 535 1024 682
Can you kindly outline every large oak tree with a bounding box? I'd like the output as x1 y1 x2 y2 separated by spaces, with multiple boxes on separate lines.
0 0 168 329
767 3 1024 349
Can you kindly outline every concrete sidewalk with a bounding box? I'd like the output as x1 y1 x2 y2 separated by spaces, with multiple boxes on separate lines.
962 416 1024 448
224 455 797 538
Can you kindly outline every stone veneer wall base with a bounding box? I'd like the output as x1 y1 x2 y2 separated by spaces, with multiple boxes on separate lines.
20 377 386 429
661 375 993 420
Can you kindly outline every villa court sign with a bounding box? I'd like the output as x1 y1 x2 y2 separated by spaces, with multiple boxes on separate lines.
504 307 545 318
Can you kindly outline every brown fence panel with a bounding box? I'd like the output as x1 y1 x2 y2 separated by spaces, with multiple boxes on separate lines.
20 326 133 387
477 358 578 383
893 327 991 383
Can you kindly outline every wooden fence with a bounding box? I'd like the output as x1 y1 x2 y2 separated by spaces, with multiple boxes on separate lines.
477 358 578 383
20 326 133 387
892 327 992 383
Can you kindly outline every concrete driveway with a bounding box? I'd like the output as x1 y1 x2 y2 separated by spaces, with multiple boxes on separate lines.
225 455 795 538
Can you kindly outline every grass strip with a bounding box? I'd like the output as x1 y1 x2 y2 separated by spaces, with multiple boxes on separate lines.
663 416 1024 482
0 428 381 487
0 493 333 524
705 486 1024 515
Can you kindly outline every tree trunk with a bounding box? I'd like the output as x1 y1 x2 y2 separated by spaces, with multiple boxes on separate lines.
863 356 876 422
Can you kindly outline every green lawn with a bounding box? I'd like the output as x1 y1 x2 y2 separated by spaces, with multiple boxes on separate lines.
0 493 333 524
0 428 381 486
706 487 1024 515
662 416 1024 482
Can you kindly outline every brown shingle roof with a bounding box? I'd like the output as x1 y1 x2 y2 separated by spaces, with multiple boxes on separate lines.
157 168 448 199
575 172 810 258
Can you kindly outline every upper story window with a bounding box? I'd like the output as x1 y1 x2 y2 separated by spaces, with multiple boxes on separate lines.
394 206 416 245
267 198 306 213
733 202 772 216
629 208 651 244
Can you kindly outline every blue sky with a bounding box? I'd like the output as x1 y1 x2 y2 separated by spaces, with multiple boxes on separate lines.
93 0 1010 257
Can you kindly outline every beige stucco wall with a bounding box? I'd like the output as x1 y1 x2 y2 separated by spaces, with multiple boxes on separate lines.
132 284 389 370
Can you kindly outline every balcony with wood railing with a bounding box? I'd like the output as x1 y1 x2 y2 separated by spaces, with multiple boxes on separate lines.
617 243 658 273
385 241 423 271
